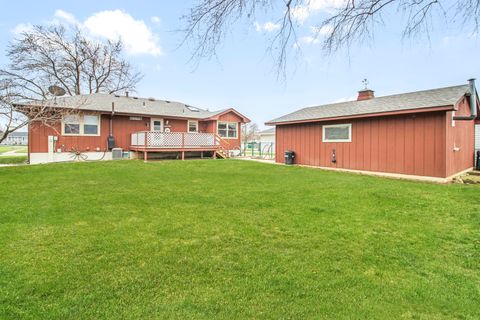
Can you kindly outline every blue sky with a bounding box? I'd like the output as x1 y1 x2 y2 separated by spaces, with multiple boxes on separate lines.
1 0 479 128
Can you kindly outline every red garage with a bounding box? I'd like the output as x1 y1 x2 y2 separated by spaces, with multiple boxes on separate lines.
266 80 479 181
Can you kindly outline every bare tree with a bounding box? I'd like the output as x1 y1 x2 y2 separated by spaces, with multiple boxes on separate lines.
0 79 76 144
0 24 142 144
182 0 479 74
243 122 260 144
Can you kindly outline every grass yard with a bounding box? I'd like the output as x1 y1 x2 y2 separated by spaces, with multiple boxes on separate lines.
0 155 27 165
0 146 28 154
0 160 479 319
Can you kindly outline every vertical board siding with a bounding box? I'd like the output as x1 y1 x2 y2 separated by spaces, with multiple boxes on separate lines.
30 111 247 154
217 111 243 149
445 97 476 176
275 112 448 177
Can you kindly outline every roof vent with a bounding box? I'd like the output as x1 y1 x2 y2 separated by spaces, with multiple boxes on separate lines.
148 97 155 101
133 97 138 100
114 94 120 98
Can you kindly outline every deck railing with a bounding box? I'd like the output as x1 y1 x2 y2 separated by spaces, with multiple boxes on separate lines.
131 131 219 148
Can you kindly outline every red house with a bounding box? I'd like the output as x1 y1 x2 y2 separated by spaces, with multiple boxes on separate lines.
18 93 250 164
266 79 480 181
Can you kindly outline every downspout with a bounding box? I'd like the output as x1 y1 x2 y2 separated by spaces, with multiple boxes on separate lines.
453 78 477 120
107 102 116 150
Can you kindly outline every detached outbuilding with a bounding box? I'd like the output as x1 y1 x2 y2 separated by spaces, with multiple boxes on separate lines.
266 80 480 181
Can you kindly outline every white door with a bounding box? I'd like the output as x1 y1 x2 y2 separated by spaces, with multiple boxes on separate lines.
150 118 163 132
150 118 164 147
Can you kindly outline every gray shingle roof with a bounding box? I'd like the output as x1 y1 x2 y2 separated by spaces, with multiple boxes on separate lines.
259 127 275 135
22 93 227 119
266 84 470 125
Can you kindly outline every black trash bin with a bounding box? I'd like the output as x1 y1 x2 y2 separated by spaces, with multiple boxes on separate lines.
476 151 480 170
284 150 295 165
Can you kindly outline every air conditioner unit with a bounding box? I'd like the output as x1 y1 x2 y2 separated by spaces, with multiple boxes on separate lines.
112 148 123 160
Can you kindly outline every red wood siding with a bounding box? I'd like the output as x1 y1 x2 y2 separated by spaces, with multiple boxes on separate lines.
30 115 148 153
164 118 188 132
275 111 449 177
217 112 243 149
445 97 476 176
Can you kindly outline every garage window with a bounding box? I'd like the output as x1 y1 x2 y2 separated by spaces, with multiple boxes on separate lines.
323 124 352 142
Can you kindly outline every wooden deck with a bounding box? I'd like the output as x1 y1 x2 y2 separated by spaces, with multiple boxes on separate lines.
130 131 229 160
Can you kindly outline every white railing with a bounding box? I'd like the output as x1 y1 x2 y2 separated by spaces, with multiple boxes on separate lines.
131 131 219 148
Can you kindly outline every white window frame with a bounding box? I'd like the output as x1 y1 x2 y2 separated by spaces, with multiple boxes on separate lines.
322 123 352 143
150 118 164 132
188 120 199 133
62 114 101 136
217 121 238 139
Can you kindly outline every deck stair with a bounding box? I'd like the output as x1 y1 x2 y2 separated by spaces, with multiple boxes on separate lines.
214 134 231 159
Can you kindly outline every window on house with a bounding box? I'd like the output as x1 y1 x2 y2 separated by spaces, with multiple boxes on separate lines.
322 124 352 142
152 120 162 131
83 115 99 135
188 120 198 133
62 114 100 136
63 115 80 134
217 121 237 138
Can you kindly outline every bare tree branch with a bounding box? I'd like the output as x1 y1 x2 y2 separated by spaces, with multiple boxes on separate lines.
182 0 479 76
0 23 143 144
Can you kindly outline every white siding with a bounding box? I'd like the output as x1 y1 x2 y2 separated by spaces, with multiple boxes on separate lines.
476 124 480 150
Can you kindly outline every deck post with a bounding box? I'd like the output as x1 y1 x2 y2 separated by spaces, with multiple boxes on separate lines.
144 151 147 162
201 151 204 158
181 151 185 160
213 151 216 159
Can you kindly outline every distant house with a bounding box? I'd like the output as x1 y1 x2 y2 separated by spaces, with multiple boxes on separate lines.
259 127 275 145
15 93 250 164
0 131 28 145
266 79 480 181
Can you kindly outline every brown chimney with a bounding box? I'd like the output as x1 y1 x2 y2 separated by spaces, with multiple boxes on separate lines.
357 89 374 101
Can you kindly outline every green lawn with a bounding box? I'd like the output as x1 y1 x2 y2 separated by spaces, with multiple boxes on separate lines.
0 146 28 154
0 155 27 165
0 160 479 319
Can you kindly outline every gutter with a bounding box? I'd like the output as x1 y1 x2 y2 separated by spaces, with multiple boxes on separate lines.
453 78 478 121
266 105 454 126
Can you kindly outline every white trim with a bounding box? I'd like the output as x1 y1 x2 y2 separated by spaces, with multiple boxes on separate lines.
150 118 164 132
322 123 352 143
188 120 199 133
61 114 101 136
217 121 238 139
29 152 113 164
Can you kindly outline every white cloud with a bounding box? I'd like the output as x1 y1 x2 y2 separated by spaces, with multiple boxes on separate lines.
84 10 162 56
298 25 333 46
292 0 347 23
151 16 161 24
299 35 320 45
12 23 33 35
254 21 281 32
13 9 163 57
53 9 80 26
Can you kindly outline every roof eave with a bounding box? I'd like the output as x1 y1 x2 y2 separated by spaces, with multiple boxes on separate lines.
265 105 455 126
203 108 251 123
